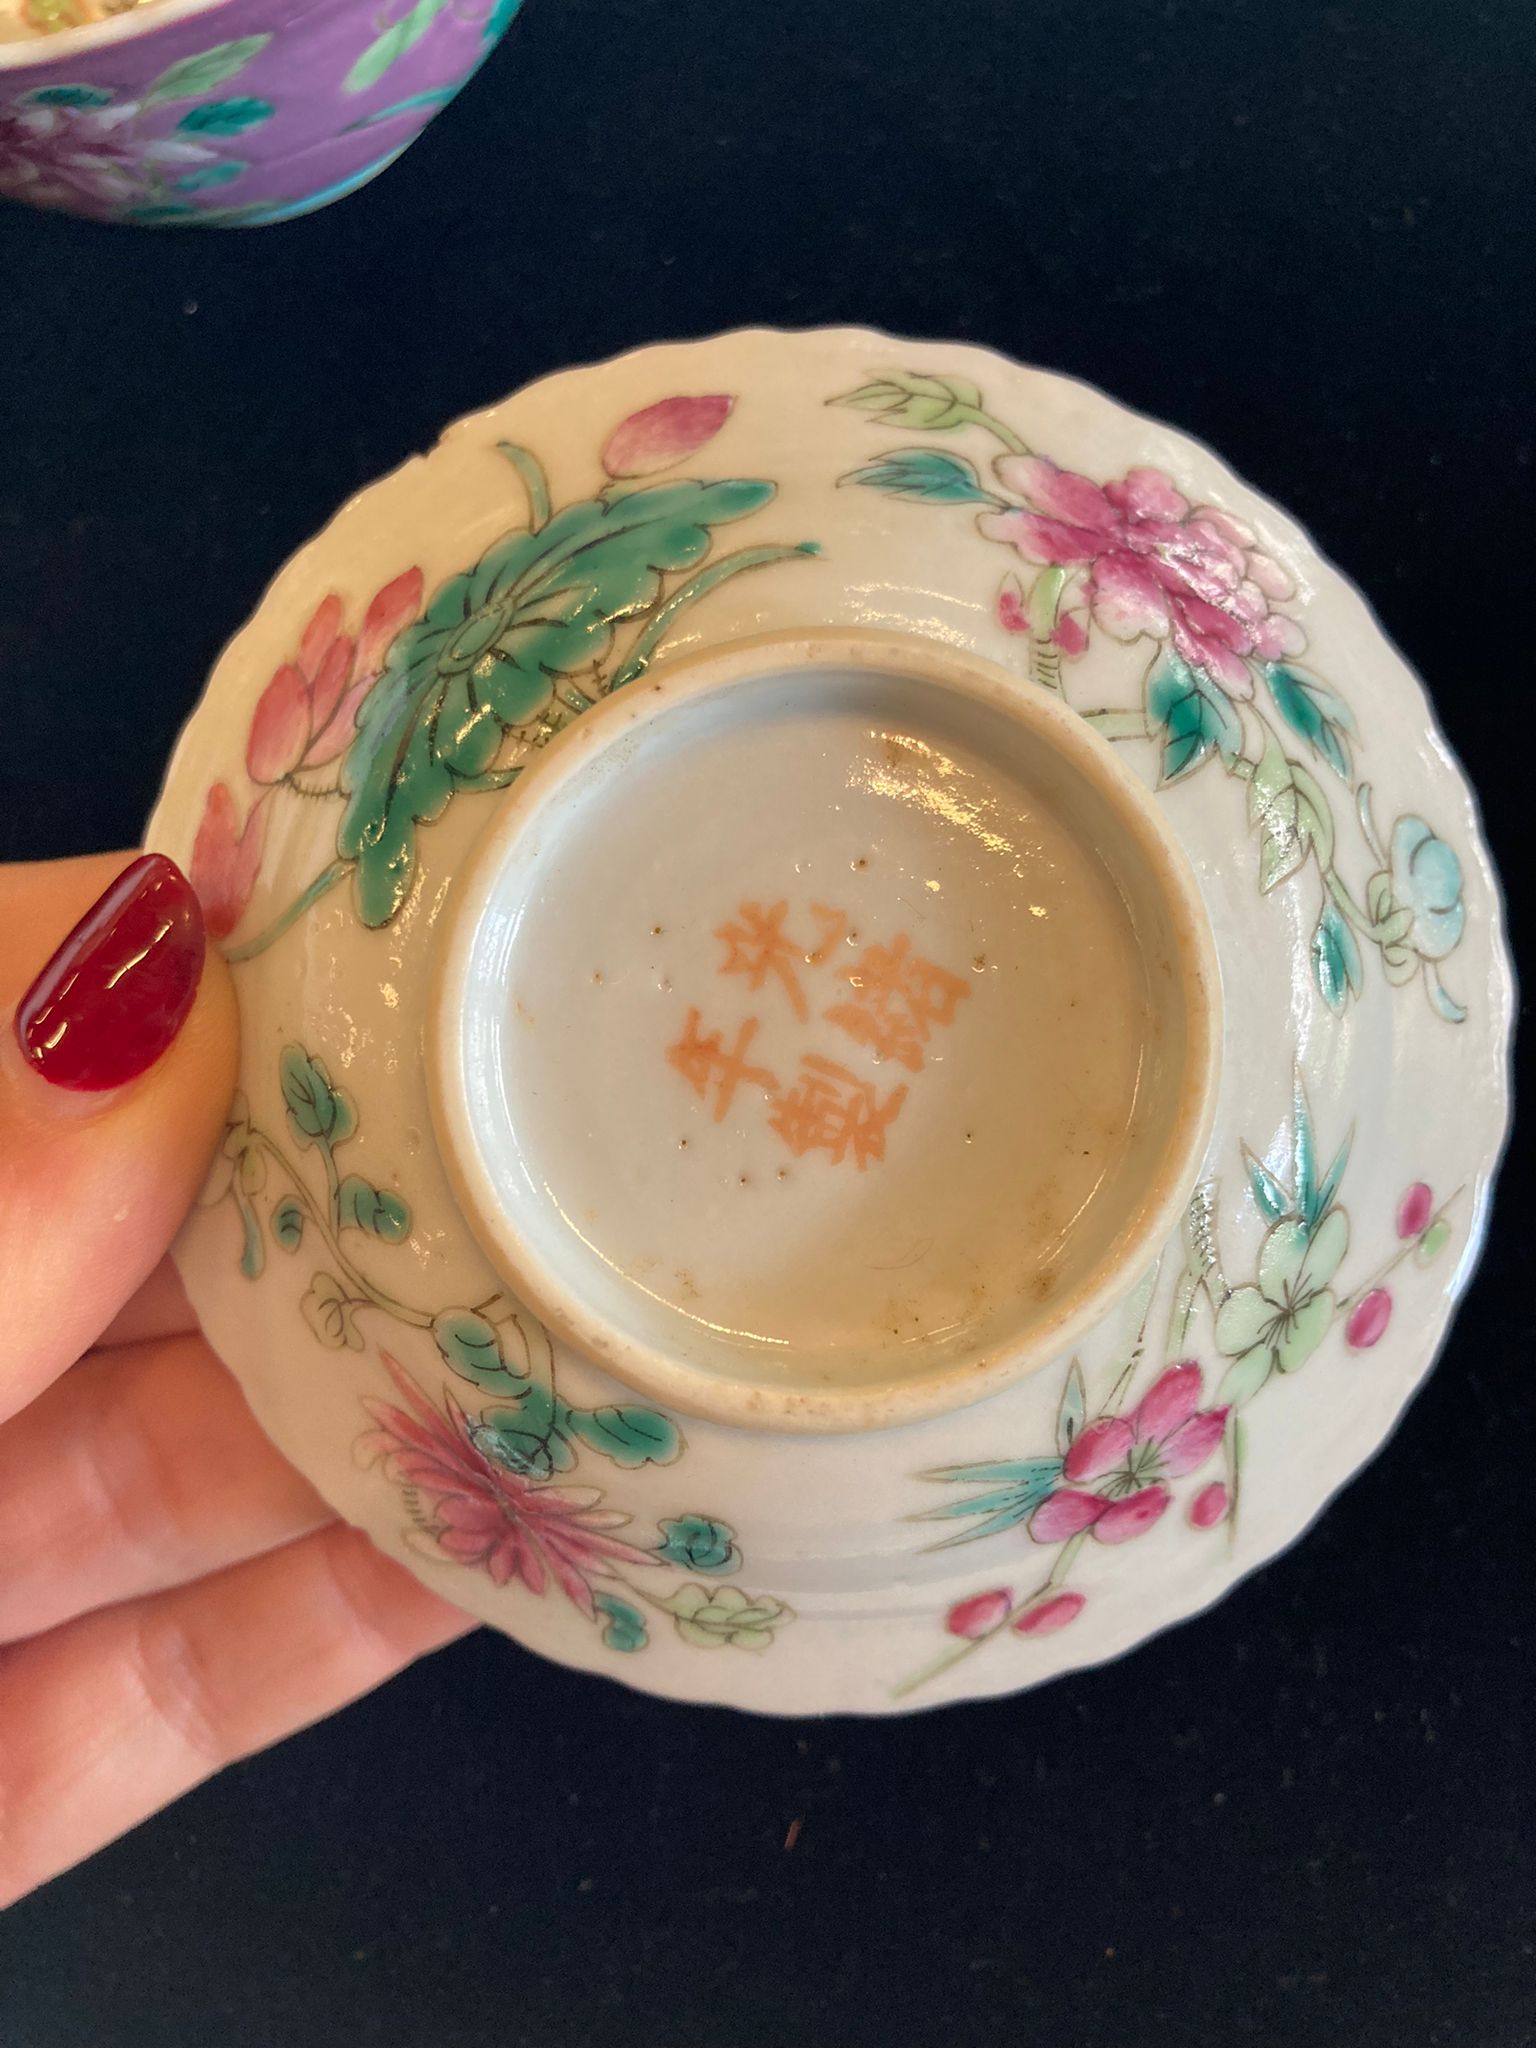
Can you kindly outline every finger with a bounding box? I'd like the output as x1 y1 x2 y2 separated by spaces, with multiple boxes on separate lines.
95 1258 197 1351
0 853 238 1422
0 1524 474 1909
0 1332 332 1644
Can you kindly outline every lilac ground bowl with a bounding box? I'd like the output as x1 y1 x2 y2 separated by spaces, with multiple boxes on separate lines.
0 0 521 226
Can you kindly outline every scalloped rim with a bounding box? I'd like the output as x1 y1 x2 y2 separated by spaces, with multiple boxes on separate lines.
146 327 1516 1716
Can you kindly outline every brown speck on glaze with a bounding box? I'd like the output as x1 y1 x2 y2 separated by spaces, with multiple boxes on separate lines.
592 969 604 984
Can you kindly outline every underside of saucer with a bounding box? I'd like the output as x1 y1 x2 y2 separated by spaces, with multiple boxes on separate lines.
148 329 1511 1714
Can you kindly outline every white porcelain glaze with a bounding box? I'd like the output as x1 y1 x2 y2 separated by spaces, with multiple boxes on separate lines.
147 330 1513 1713
428 628 1218 1433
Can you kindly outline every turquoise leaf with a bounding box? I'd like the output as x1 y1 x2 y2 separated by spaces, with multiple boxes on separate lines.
177 97 273 134
841 448 1004 505
1262 664 1356 779
1310 900 1363 1014
1146 655 1243 782
176 161 248 192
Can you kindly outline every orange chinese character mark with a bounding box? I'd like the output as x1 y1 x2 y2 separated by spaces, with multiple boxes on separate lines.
825 931 969 1072
714 899 848 1021
666 1008 778 1123
767 1054 908 1171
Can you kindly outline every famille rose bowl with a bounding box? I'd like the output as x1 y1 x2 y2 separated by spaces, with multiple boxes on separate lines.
146 328 1512 1714
0 0 521 227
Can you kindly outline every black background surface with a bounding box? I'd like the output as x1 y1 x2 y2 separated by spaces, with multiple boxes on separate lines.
0 2 1531 2042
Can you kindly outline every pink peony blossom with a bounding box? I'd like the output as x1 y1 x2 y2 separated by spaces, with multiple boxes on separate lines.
1397 1183 1434 1240
189 782 267 941
1345 1288 1392 1350
358 1354 656 1612
981 458 1304 695
946 1588 1012 1638
1013 1590 1085 1636
1188 1481 1230 1530
601 395 734 478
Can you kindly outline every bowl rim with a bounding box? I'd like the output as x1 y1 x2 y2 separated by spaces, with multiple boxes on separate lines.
1 0 243 73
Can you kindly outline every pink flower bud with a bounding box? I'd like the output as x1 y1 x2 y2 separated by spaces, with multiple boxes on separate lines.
1013 1590 1086 1637
1093 1482 1171 1544
1396 1183 1434 1240
1346 1288 1392 1349
601 395 733 478
1188 1481 1229 1529
945 1588 1012 1638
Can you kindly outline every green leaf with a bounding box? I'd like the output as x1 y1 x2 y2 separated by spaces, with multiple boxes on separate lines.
279 1044 355 1148
341 84 458 131
429 1310 536 1400
338 478 778 927
1055 1358 1087 1456
829 371 982 432
302 1273 362 1351
176 162 248 193
343 0 452 93
1414 1217 1453 1265
271 1197 305 1251
670 1583 788 1650
606 541 818 694
177 97 273 134
473 1385 562 1478
916 1457 1065 1548
593 1593 648 1653
1146 655 1242 783
840 448 1003 505
1313 1131 1352 1225
24 84 115 108
1262 664 1355 779
336 1174 411 1241
1291 1074 1316 1222
145 37 271 103
1243 1143 1291 1224
1216 1348 1273 1410
1246 730 1310 892
565 1403 681 1468
656 1515 741 1574
1311 900 1363 1014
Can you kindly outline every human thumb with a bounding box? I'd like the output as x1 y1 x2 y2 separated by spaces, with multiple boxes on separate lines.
0 852 238 1421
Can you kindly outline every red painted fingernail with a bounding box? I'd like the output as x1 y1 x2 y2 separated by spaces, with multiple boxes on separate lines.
13 855 206 1092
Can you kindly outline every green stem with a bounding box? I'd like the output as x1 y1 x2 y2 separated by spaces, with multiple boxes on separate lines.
609 541 820 693
224 860 351 966
1083 709 1155 742
961 405 1030 455
246 1129 434 1329
1026 566 1066 696
1324 864 1392 942
1224 1412 1245 1550
891 1531 1091 1700
497 441 550 531
1334 1191 1463 1317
